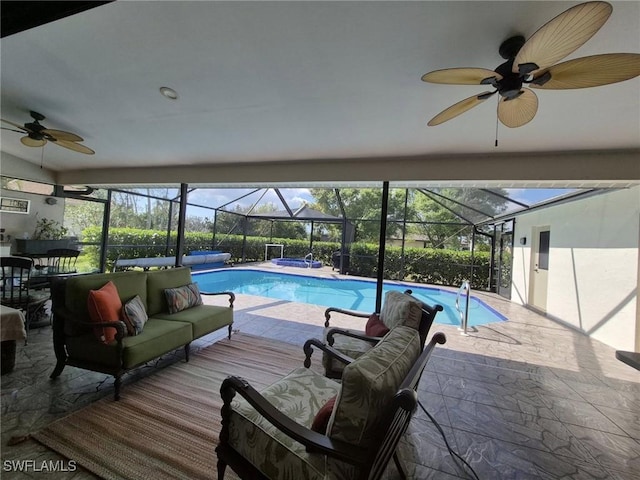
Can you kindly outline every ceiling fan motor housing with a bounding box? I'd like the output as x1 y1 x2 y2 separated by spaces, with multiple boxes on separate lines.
24 121 45 140
494 59 524 99
499 35 525 60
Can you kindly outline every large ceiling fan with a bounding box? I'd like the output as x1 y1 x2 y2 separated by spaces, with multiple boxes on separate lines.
1 110 94 154
422 1 640 128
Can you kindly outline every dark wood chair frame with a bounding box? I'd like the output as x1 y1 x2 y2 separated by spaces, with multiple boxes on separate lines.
216 332 447 480
1 256 49 342
45 248 80 275
303 290 444 378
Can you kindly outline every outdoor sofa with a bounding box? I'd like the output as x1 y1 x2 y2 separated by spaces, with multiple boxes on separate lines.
50 267 234 399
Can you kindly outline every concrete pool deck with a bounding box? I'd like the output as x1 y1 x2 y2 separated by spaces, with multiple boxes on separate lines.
2 264 639 479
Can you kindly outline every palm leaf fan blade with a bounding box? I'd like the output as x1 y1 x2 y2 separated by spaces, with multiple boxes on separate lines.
497 88 538 128
514 1 612 74
421 68 502 85
1 118 27 131
428 92 493 126
531 53 640 89
42 129 84 142
53 139 95 155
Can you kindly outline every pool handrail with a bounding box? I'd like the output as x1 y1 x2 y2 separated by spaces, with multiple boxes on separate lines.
456 279 472 336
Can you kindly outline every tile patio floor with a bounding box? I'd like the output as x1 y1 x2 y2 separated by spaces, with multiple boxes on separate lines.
1 265 639 479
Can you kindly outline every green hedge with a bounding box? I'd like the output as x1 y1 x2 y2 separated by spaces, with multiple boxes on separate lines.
82 227 490 288
348 242 490 288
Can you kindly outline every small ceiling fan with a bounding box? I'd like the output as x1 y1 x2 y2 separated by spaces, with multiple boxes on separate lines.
1 110 94 154
422 1 640 128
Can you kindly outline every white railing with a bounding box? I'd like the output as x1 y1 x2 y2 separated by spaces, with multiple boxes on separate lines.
304 252 313 268
456 279 471 336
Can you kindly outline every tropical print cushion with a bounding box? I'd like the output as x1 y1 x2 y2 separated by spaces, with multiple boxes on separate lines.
379 290 423 330
322 328 374 375
227 367 341 479
122 295 148 335
327 326 420 448
164 282 202 314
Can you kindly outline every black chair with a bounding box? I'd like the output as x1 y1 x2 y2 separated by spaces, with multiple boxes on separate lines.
331 251 350 274
46 248 80 275
1 257 50 341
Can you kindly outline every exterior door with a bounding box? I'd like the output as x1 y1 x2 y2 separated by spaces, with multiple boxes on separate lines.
530 228 550 312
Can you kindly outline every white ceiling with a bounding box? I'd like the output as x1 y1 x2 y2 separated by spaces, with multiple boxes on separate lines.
1 1 639 181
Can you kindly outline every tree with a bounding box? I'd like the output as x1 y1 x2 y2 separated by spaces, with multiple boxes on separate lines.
310 188 416 242
412 188 508 249
63 198 105 238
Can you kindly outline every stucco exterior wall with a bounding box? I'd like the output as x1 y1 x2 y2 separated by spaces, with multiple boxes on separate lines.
0 188 66 253
511 187 640 351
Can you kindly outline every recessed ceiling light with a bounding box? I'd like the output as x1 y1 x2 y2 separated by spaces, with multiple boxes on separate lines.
159 87 178 100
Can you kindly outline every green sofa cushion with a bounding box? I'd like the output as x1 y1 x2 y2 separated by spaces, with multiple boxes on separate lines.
65 271 148 322
152 304 233 339
65 318 192 369
146 267 193 317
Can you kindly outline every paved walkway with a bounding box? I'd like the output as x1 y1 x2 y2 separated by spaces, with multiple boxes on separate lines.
1 266 638 479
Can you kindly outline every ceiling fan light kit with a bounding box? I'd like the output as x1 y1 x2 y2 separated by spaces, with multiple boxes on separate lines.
422 1 640 128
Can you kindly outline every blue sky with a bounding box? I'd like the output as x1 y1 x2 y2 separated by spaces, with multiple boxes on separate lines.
184 187 578 220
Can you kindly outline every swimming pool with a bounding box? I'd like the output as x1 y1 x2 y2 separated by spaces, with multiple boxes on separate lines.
193 269 507 327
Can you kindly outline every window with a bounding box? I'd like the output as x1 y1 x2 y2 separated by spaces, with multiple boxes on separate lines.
538 230 550 270
1 176 54 196
0 197 30 214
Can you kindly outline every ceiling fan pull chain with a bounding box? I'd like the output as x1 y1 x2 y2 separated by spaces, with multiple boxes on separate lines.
495 99 500 147
40 143 45 169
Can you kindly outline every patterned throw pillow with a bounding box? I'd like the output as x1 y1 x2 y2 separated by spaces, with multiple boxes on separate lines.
164 283 203 314
380 290 423 330
365 313 390 337
87 281 122 344
122 295 148 335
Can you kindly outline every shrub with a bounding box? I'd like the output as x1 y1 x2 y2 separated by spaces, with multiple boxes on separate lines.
81 227 490 288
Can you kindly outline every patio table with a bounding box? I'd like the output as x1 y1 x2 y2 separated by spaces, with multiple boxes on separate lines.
1 305 26 374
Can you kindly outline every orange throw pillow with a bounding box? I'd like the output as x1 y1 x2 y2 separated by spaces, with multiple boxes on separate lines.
311 396 337 434
365 313 389 337
87 281 123 344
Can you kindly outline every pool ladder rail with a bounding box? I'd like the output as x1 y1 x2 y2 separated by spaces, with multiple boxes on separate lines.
304 252 313 268
456 280 477 336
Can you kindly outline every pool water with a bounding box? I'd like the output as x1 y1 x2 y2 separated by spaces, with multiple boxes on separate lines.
194 269 507 327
